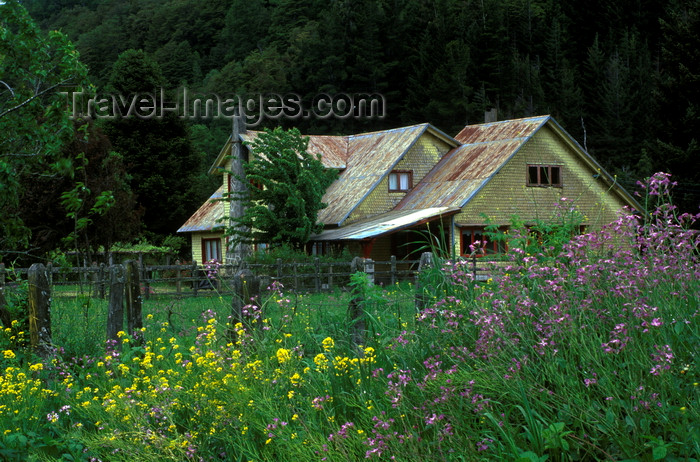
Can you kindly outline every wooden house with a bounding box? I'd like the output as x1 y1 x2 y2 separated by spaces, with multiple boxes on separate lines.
177 115 640 264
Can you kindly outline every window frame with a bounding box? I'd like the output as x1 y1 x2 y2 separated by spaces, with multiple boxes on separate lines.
460 226 508 257
201 238 222 263
527 164 562 187
388 170 413 192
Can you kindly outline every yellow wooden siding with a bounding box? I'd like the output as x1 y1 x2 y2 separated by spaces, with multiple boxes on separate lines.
346 134 452 224
453 126 628 250
190 232 225 265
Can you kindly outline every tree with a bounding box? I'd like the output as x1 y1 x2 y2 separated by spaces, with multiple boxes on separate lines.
225 127 338 249
18 120 140 260
103 49 202 240
0 0 91 257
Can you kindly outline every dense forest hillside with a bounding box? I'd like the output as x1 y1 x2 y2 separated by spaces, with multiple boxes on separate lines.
24 0 700 217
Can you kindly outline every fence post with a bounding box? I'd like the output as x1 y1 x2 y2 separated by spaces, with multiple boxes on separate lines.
0 263 11 328
230 267 261 333
125 260 143 338
28 263 52 357
293 262 299 291
348 257 368 347
314 257 320 292
390 255 397 286
363 258 375 285
414 252 433 311
175 259 182 294
106 264 125 346
328 263 333 291
142 263 151 301
46 263 53 290
192 261 198 296
99 263 106 299
472 253 477 280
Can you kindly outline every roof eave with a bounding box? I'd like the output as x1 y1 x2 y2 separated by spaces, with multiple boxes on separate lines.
207 135 233 176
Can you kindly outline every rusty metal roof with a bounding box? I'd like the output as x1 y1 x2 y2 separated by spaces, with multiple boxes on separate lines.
184 124 455 232
396 116 549 210
455 115 547 144
318 124 441 225
240 132 350 169
177 185 226 233
312 207 459 241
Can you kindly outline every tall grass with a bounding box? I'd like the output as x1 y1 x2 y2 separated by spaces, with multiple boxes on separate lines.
0 172 697 461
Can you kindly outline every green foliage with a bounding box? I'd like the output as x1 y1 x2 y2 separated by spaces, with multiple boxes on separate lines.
0 0 91 254
60 152 115 253
483 197 585 261
225 127 338 249
103 49 203 239
18 0 700 213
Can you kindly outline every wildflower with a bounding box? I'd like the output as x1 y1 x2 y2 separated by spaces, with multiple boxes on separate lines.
46 412 59 423
29 363 43 372
314 353 329 370
276 348 291 364
322 337 335 351
650 344 674 375
3 350 15 359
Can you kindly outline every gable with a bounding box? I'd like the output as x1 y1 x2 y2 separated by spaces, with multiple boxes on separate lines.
454 123 637 227
318 124 451 226
395 116 548 211
344 130 455 225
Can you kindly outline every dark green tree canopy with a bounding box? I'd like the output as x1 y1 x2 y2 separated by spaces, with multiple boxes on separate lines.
0 0 91 256
19 0 700 216
102 49 203 241
226 127 338 248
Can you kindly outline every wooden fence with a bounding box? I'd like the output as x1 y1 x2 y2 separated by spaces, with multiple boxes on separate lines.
0 253 499 356
0 254 495 300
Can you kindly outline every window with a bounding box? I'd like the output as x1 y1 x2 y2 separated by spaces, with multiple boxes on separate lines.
388 171 412 192
202 238 221 263
527 165 562 187
460 227 507 257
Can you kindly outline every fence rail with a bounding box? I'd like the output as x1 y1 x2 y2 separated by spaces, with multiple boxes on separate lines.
0 254 498 299
0 253 500 356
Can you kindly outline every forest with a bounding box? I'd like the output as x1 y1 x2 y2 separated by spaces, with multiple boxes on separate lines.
7 0 700 258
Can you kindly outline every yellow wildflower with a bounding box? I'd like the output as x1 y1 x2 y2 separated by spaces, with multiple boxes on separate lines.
276 348 291 364
322 337 335 351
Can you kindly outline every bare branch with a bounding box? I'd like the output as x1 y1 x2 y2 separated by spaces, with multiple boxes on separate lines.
0 81 15 98
0 77 75 119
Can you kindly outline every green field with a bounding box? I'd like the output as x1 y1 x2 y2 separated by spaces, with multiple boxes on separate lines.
1 195 698 461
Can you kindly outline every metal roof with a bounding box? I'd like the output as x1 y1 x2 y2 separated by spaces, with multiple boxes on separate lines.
177 185 226 233
455 115 548 144
240 132 350 169
311 207 459 241
318 124 435 225
395 116 548 211
240 124 457 225
181 115 643 235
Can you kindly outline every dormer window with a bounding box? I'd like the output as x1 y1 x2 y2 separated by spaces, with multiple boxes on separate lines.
388 170 412 192
527 165 562 187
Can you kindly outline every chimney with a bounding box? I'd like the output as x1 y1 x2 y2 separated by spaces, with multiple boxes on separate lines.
484 108 497 123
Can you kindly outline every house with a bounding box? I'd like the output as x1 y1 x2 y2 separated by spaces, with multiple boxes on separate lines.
177 115 640 264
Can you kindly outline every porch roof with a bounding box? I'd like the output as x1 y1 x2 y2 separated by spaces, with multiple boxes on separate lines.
311 207 459 241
